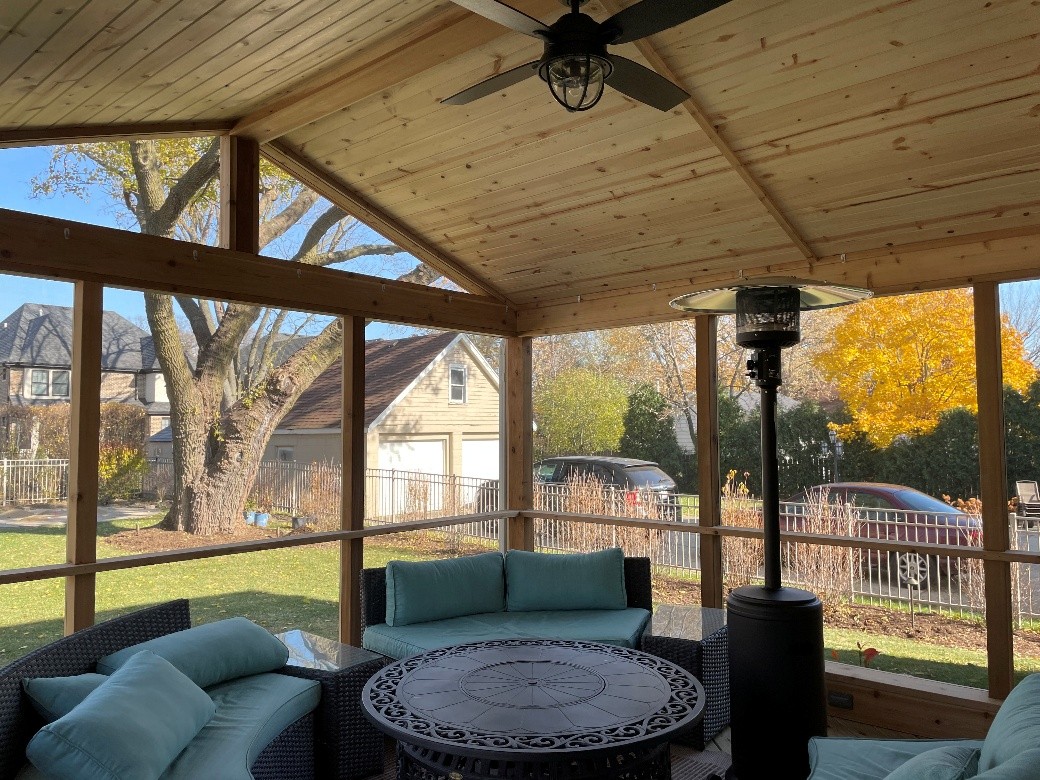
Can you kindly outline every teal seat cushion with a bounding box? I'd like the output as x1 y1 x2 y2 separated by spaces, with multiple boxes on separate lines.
505 548 627 611
363 607 651 659
979 673 1040 771
807 738 985 780
97 617 289 689
161 672 320 780
26 651 216 780
883 745 980 780
974 748 1040 778
22 673 107 722
386 552 505 626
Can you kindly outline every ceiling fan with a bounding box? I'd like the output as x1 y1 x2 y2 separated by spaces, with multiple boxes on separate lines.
443 0 730 112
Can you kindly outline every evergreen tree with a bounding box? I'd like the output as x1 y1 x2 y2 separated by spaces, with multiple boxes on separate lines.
618 385 691 490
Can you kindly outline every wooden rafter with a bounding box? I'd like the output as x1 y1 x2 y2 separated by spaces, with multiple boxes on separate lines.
0 208 517 336
515 226 1040 335
0 122 232 149
597 0 817 262
232 0 559 144
262 141 509 301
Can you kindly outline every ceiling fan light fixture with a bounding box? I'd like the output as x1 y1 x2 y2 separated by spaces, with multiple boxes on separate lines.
542 53 611 111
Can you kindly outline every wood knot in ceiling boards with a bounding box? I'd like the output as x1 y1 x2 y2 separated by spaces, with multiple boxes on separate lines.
0 249 10 259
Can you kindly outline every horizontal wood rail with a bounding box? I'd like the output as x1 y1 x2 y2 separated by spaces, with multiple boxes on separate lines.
0 512 516 586
2 509 1038 587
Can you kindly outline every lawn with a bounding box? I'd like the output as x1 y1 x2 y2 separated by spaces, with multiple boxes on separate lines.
2 517 1038 690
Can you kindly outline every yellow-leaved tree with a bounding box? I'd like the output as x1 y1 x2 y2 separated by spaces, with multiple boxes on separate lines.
815 289 1036 446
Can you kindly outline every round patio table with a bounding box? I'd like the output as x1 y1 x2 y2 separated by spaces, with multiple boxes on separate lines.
362 638 704 780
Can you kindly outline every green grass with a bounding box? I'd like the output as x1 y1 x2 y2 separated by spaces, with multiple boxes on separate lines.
2 519 1038 691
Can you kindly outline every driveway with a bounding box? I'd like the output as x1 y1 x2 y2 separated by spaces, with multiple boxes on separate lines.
0 504 159 528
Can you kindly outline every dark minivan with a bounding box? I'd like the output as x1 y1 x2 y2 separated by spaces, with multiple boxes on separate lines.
534 456 683 521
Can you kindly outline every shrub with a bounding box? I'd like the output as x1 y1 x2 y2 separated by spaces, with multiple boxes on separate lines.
98 446 148 503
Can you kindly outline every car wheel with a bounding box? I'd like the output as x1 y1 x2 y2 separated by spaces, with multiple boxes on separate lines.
892 551 930 588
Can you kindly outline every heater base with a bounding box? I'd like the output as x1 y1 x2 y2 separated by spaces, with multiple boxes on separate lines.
727 585 826 780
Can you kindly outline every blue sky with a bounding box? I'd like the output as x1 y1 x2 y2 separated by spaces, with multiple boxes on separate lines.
0 145 420 340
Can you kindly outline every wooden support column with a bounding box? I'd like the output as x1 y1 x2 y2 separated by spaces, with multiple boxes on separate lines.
65 281 103 634
696 316 724 608
340 317 366 645
219 136 260 253
973 282 1014 698
503 337 534 550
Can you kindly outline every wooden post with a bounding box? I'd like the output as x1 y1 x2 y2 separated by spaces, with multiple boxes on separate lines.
219 136 260 253
340 316 366 646
503 337 534 550
65 281 103 634
696 316 724 608
973 282 1014 698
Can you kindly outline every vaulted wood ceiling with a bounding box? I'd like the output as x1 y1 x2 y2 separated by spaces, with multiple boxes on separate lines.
1 0 1038 335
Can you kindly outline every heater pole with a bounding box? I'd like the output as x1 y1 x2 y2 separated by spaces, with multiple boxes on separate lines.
750 346 783 590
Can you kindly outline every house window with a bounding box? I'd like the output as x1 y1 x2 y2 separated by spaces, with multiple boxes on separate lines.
449 364 467 403
276 446 295 463
28 369 70 399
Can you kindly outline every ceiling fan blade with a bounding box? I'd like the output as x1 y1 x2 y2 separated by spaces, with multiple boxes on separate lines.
605 55 689 111
450 0 550 38
601 0 731 45
442 61 541 105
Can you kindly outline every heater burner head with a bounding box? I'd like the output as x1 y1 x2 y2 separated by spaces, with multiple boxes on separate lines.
735 287 801 349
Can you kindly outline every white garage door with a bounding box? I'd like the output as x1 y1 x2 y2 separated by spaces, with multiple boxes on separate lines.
462 438 499 505
379 440 445 475
462 439 500 481
376 440 446 516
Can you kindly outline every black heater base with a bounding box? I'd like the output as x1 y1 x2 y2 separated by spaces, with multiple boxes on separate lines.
727 585 826 780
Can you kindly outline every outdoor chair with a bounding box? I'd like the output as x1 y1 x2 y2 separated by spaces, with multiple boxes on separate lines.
1015 480 1040 518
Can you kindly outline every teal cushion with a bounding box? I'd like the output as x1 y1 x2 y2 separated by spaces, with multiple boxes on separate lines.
979 673 1040 771
974 748 1040 778
808 738 985 780
505 548 627 611
97 617 289 688
22 673 107 722
363 607 651 659
385 552 505 626
884 745 980 780
26 651 216 780
162 672 320 780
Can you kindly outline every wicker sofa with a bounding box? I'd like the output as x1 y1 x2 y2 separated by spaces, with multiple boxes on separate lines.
0 600 383 780
359 549 729 749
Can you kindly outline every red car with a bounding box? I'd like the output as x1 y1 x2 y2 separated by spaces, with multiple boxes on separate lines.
781 482 981 587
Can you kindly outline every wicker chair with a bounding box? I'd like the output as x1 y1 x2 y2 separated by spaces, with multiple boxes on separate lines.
0 600 384 780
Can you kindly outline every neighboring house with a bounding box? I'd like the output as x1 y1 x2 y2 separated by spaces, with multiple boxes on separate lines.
673 391 798 454
0 303 170 450
148 331 501 482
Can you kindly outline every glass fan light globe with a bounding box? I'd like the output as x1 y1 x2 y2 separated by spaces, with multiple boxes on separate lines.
545 54 611 111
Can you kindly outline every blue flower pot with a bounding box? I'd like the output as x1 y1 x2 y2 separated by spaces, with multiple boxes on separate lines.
255 512 270 528
243 510 256 525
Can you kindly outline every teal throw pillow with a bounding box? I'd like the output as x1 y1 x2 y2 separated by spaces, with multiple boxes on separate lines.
884 745 980 780
22 673 107 722
97 616 288 689
26 651 216 780
979 673 1040 771
505 548 627 611
386 552 505 626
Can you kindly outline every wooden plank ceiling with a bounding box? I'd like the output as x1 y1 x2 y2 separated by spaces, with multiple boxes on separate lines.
0 0 1038 334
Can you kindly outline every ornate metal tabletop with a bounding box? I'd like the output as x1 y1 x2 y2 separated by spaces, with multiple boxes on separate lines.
362 638 703 772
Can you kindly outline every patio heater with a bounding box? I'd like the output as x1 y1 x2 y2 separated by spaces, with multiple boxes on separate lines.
671 278 871 780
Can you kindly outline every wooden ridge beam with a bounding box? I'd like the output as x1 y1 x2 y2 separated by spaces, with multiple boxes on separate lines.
0 208 517 336
232 0 559 144
0 121 231 149
598 0 816 262
515 226 1040 335
262 141 506 300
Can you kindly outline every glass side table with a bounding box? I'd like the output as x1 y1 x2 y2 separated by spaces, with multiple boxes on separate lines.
276 630 386 779
641 605 729 749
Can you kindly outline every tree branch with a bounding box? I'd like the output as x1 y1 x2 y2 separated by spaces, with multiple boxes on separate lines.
149 139 220 237
259 189 321 249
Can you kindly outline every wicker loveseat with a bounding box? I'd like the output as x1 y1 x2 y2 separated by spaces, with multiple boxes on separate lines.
0 600 383 780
